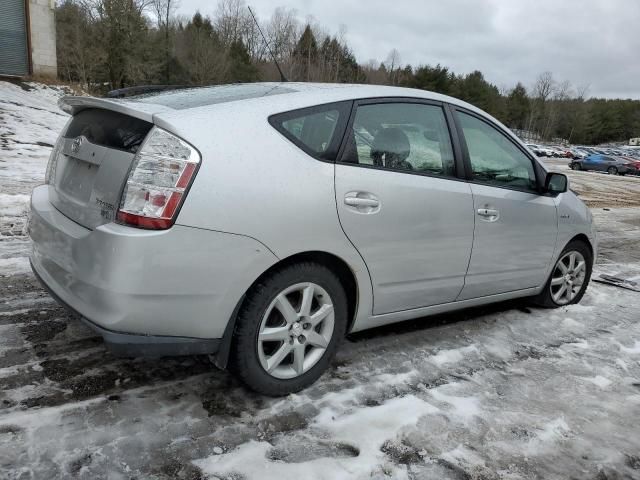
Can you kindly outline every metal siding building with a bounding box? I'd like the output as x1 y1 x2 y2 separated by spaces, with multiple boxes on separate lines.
0 0 57 77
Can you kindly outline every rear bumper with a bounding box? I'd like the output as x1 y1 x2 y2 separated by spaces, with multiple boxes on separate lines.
31 260 220 357
29 185 278 343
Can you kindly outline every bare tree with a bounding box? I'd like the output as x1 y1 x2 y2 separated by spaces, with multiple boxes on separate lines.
385 49 401 85
151 0 179 82
527 71 556 139
265 7 300 79
532 71 555 101
214 0 251 47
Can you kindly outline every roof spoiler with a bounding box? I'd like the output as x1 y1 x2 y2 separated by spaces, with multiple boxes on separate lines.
106 85 195 98
58 95 172 122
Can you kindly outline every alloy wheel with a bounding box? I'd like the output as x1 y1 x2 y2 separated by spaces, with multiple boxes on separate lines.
549 251 587 305
257 282 335 379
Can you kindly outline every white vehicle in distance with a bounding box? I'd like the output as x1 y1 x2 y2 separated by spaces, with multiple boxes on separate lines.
30 83 597 395
526 143 548 157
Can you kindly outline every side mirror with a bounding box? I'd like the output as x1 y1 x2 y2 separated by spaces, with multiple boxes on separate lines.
544 172 568 194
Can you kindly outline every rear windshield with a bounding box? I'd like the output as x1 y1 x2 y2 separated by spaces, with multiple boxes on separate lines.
129 84 297 110
64 108 152 153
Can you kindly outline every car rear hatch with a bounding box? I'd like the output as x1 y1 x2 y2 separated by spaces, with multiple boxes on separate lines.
49 97 171 229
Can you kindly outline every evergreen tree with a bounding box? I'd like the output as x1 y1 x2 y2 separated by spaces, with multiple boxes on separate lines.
227 39 259 82
293 25 318 81
505 83 530 130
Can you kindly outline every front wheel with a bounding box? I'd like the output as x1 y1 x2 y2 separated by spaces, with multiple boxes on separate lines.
607 166 618 175
533 241 593 308
231 262 348 396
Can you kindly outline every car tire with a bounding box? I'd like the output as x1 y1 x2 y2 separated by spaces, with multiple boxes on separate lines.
532 240 593 308
231 262 348 396
571 163 581 170
607 166 618 175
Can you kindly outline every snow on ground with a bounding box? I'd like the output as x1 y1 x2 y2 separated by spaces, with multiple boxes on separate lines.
0 81 70 277
1 81 640 479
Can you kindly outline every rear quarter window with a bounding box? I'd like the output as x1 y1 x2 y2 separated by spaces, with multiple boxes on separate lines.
269 102 352 161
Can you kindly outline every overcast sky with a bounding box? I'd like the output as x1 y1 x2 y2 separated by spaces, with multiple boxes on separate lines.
176 0 639 99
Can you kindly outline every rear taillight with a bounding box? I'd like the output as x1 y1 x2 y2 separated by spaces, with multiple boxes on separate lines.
117 127 200 230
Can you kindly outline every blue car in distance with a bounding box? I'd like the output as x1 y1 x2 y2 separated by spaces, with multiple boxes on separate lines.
570 154 638 175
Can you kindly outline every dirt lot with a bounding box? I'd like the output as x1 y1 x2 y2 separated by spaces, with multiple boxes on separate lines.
1 83 640 480
544 157 640 208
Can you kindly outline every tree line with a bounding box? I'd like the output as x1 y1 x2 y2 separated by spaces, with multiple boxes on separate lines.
55 0 640 145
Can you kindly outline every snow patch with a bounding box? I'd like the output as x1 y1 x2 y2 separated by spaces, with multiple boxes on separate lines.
0 257 30 276
429 387 481 421
196 395 439 480
0 194 30 217
583 375 612 388
618 340 640 354
440 444 486 468
526 418 570 455
561 317 583 329
429 345 478 366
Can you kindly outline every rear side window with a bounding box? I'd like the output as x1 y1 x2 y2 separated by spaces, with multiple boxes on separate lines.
269 102 351 160
339 102 456 177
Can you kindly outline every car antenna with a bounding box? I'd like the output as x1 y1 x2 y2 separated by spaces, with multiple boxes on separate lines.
247 6 288 82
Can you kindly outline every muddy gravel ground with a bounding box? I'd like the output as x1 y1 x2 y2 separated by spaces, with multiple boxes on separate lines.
544 158 640 208
1 84 640 479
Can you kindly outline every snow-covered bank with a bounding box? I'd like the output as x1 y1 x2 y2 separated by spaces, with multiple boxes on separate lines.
0 81 69 276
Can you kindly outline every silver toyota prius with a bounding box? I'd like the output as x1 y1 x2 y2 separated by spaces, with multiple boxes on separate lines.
29 83 597 395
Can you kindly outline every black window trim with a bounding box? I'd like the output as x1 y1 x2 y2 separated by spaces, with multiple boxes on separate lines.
268 100 353 162
335 97 467 182
449 105 548 195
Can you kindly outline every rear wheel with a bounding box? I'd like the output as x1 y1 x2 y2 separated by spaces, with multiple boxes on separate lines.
607 166 618 175
533 240 592 308
231 262 347 396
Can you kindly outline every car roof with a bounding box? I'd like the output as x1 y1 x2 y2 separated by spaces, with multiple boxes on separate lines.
146 82 520 138
128 82 487 117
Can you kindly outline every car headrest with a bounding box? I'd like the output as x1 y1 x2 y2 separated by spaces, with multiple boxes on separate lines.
371 128 410 166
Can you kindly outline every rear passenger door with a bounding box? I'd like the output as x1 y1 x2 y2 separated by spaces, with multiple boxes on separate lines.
334 99 474 315
452 109 558 300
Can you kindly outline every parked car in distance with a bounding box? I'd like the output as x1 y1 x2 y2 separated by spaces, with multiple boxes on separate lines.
527 143 547 157
539 145 558 157
619 156 640 174
569 148 587 159
570 154 638 175
548 146 571 158
30 83 597 395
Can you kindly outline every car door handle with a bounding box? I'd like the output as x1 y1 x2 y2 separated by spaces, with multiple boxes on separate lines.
344 197 379 208
477 208 499 217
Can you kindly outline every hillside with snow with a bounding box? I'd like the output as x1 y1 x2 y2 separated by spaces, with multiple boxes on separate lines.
0 81 69 275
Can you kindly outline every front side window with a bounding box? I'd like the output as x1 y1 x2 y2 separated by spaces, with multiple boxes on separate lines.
457 111 538 192
270 102 349 159
340 102 456 177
